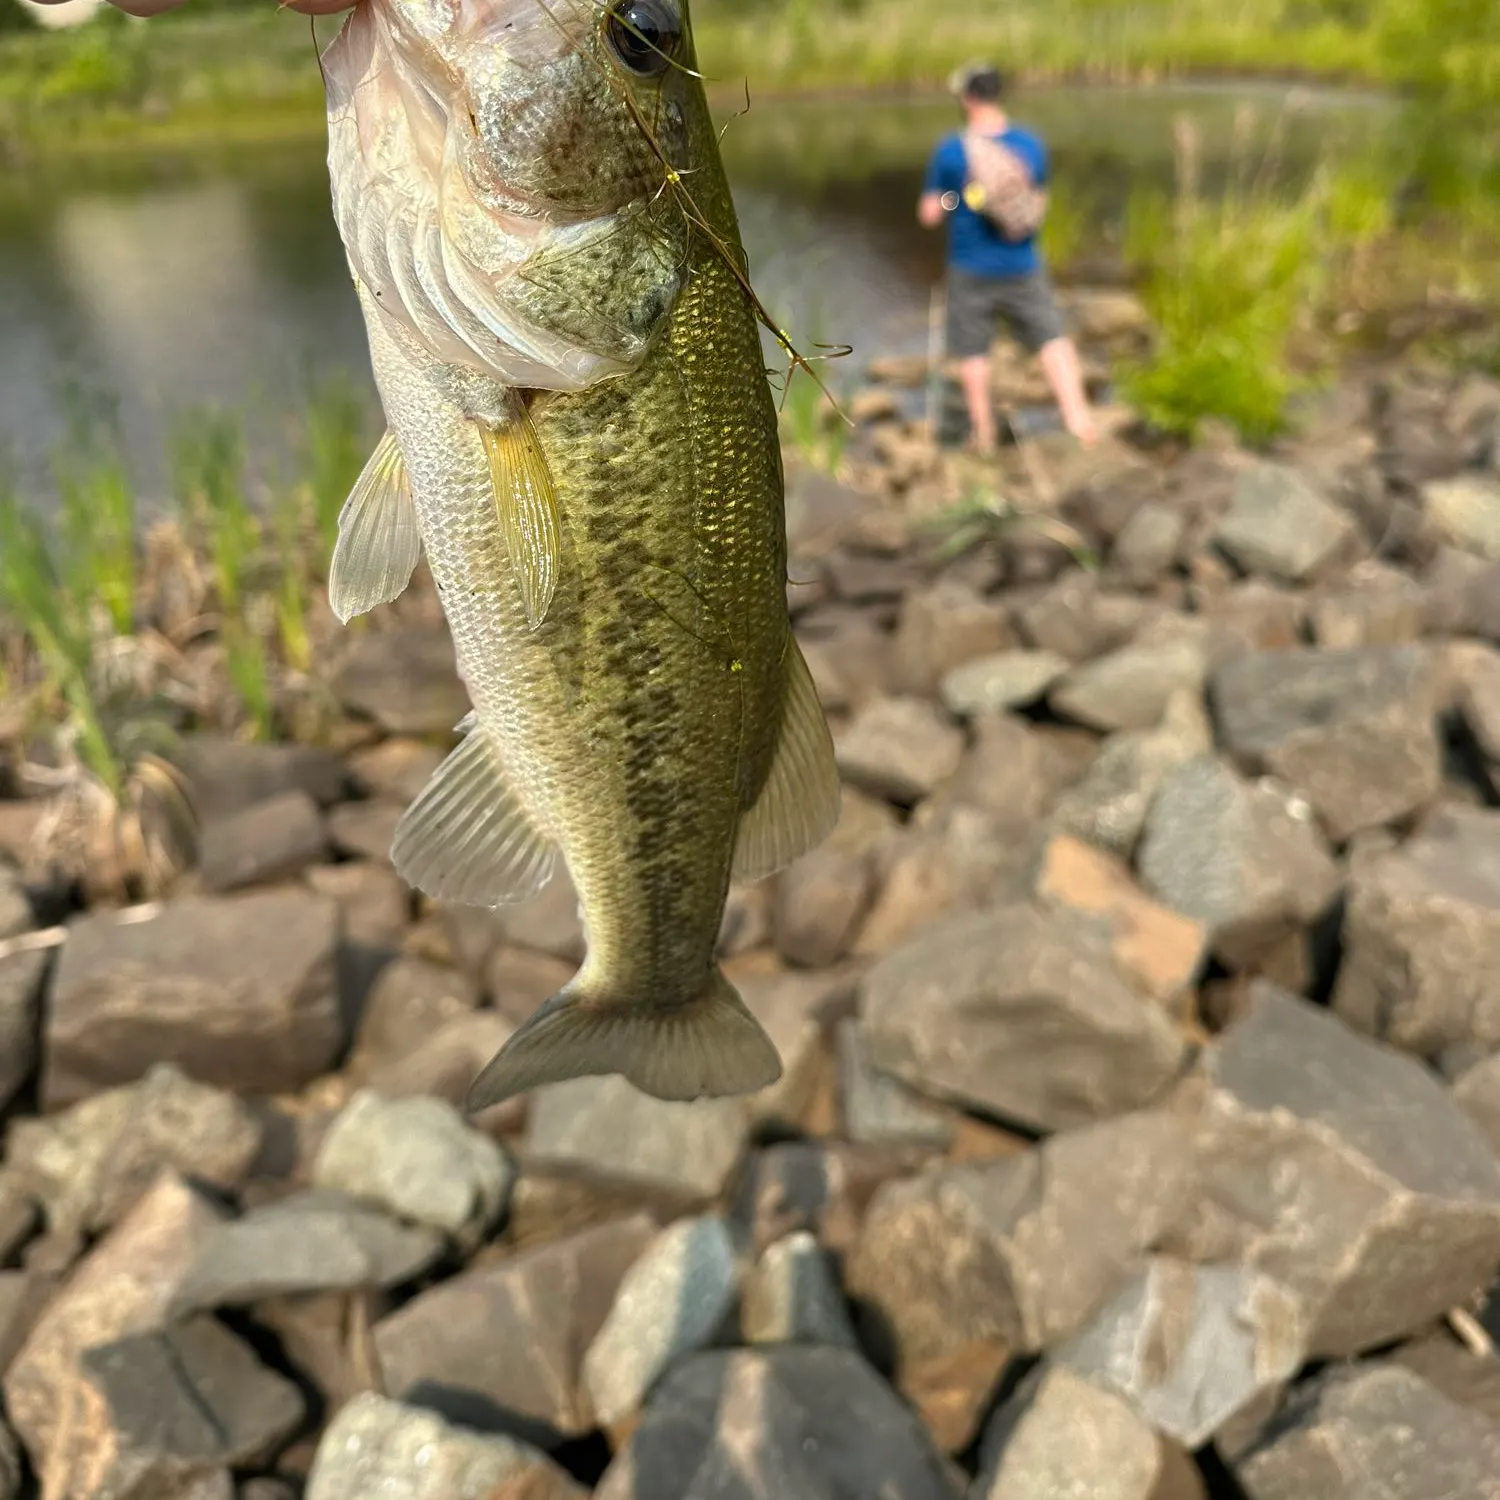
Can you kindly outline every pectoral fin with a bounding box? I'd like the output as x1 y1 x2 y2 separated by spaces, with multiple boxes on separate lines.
731 636 842 884
328 429 422 624
391 715 557 907
478 403 562 631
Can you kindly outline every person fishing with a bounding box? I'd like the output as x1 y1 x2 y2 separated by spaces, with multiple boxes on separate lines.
918 61 1097 453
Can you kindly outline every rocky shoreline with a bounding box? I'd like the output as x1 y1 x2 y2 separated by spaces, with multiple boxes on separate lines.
1 323 1500 1496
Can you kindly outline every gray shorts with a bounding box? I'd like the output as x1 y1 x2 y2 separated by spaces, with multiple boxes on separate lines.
946 267 1067 359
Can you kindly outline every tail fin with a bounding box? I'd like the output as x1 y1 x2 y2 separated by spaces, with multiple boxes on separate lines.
464 969 782 1112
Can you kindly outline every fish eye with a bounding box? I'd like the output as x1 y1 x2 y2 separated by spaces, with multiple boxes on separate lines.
605 1 681 77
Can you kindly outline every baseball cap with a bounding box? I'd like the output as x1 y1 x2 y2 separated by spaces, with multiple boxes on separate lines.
948 60 1005 99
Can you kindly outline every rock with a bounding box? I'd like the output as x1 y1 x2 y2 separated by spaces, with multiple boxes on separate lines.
312 1091 512 1246
944 713 1051 822
1051 691 1212 857
797 607 891 712
835 697 965 805
860 904 1187 1132
171 1191 443 1312
324 800 404 864
4 1174 225 1493
305 862 409 952
1424 474 1500 561
344 958 481 1085
0 946 45 1111
197 790 328 894
1233 1364 1500 1500
305 1392 585 1500
1455 644 1500 763
1050 632 1208 734
0 1270 48 1374
772 845 874 968
1310 560 1426 649
374 1214 655 1439
837 1019 955 1150
1017 573 1160 662
825 548 923 605
717 881 774 959
346 739 444 805
974 1365 1199 1500
365 1012 516 1114
1110 500 1187 588
846 1110 1195 1370
1136 757 1340 975
8 1063 262 1240
525 1076 750 1202
485 946 574 1025
848 387 901 425
939 650 1068 717
77 1315 305 1495
1035 834 1207 1011
442 867 586 969
44 890 341 1108
0 866 30 942
1053 1258 1305 1449
0 1179 38 1266
0 1421 17 1500
1214 463 1359 583
738 969 841 1128
581 1215 740 1428
1455 1051 1500 1157
239 1483 298 1500
1194 578 1307 654
332 628 469 737
1172 983 1500 1357
1211 646 1443 841
1394 1331 1500 1427
785 472 871 557
890 581 1013 697
595 1345 962 1500
741 1230 857 1349
1333 805 1500 1055
1064 287 1152 342
170 736 348 821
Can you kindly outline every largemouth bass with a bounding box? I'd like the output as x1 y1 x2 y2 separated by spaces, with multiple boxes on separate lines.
320 0 841 1108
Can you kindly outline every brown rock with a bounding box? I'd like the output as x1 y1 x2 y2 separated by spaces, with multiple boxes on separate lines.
1016 572 1161 662
332 628 469 737
485 947 574 1026
346 739 444 805
198 791 329 895
44 891 341 1108
889 582 1013 697
835 697 965 805
326 801 403 864
773 845 873 968
344 957 481 1085
944 714 1050 823
0 945 45 1112
1310 561 1425 650
305 863 409 952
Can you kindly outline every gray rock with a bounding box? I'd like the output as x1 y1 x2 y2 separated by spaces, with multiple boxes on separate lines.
484 946 574 1024
0 946 45 1112
1214 462 1359 582
1455 643 1500 763
0 865 30 941
741 1231 858 1350
363 1012 515 1112
846 1111 1195 1367
1137 757 1341 972
345 958 481 1084
172 1191 444 1312
374 1214 655 1438
595 1346 962 1500
890 581 1013 697
79 1315 305 1492
441 865 586 968
198 790 328 894
8 1063 262 1240
797 608 891 713
940 651 1069 718
1110 500 1187 588
325 800 403 864
525 1075 750 1202
945 713 1051 823
1211 646 1443 841
836 1019 954 1149
1051 691 1212 857
44 890 341 1108
785 472 870 557
305 862 409 952
973 1365 1189 1500
1234 1364 1500 1500
1310 560 1426 650
0 1271 46 1377
332 627 469 736
312 1091 512 1246
169 736 348 821
1394 1332 1500 1428
1171 983 1500 1357
1334 806 1500 1055
306 1393 585 1500
772 845 874 968
581 1215 740 1427
860 904 1187 1132
1050 634 1207 733
1018 573 1161 662
836 697 965 805
1455 1051 1500 1158
736 969 842 1129
1053 1258 1306 1449
1424 474 1500 561
1195 578 1308 655
347 738 445 805
824 550 923 604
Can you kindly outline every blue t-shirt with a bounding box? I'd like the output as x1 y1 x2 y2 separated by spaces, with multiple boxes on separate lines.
925 126 1048 278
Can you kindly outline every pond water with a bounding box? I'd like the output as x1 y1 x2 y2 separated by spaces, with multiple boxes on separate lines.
0 80 1387 501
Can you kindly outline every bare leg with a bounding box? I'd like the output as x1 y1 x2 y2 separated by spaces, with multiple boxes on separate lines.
1038 336 1098 447
959 355 997 454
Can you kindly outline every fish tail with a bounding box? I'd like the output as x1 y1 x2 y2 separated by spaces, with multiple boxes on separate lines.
464 969 782 1111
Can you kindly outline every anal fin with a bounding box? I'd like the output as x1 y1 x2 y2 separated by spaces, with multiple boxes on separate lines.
390 719 557 908
731 635 841 884
328 429 422 624
478 399 562 632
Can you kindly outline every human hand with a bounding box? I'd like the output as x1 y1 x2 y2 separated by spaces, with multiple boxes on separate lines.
28 0 357 15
